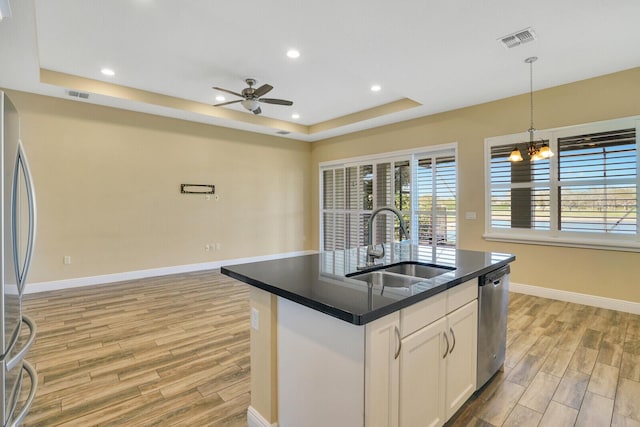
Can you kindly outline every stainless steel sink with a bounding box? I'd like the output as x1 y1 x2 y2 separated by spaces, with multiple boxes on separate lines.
383 262 454 279
349 271 423 288
348 262 455 289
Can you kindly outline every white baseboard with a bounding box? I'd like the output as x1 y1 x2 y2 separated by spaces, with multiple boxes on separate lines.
25 250 317 294
247 406 278 427
510 282 640 315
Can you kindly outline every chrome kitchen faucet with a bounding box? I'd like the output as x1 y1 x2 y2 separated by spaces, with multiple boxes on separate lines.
360 206 409 269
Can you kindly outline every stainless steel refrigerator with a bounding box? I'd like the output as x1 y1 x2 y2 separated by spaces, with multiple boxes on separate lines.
0 91 37 426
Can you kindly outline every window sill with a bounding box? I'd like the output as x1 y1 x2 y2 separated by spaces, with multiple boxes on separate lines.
483 232 640 253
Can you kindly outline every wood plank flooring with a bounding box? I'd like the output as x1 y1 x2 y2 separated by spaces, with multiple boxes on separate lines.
448 292 640 427
16 270 640 426
19 270 250 426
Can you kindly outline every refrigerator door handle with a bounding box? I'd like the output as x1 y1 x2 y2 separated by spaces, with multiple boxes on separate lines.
12 139 37 294
6 315 37 372
7 360 38 427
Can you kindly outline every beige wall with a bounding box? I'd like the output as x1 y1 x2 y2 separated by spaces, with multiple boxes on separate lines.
10 70 640 424
8 90 312 287
7 68 640 303
310 67 640 303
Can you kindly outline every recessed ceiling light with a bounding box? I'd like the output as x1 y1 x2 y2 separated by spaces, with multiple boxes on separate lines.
101 68 115 77
370 84 381 92
286 49 300 59
215 95 225 102
292 113 300 119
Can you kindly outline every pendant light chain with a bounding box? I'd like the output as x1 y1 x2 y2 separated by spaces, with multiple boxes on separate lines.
530 58 534 137
509 56 553 162
527 56 537 143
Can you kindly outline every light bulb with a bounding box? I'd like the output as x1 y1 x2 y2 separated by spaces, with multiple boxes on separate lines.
509 147 523 162
530 151 543 161
539 144 554 158
241 99 260 111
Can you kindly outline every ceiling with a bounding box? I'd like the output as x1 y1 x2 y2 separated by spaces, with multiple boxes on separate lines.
1 0 640 142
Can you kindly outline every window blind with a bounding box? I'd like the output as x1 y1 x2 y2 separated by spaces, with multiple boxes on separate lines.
558 128 636 234
321 150 457 258
486 120 638 249
489 142 551 230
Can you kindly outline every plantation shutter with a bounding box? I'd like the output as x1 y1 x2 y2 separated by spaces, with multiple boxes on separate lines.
558 128 637 234
322 169 336 251
487 121 638 250
321 149 458 261
415 153 457 264
489 142 551 230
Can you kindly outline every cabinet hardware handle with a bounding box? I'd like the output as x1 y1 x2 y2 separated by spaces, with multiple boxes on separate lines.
443 332 450 359
394 326 402 360
449 327 456 354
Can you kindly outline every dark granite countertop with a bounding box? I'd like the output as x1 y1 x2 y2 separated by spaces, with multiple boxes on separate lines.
221 244 515 325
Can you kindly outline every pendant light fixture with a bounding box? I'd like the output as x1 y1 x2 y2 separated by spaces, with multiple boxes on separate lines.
509 56 554 162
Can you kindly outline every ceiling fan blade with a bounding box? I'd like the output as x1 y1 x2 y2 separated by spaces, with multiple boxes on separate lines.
212 87 244 98
213 100 242 107
253 84 273 98
253 106 262 115
259 98 293 106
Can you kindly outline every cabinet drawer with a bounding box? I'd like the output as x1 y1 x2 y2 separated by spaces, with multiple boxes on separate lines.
401 291 446 337
447 279 477 313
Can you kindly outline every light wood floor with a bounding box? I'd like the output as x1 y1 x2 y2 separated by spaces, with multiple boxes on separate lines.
18 270 640 426
20 270 251 426
448 292 640 427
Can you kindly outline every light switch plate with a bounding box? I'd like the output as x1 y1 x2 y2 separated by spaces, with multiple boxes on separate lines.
465 211 477 220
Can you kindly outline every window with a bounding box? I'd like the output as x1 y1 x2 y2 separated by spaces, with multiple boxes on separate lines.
321 146 457 269
485 118 639 251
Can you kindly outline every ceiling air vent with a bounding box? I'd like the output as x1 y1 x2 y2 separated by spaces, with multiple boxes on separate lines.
499 27 536 49
67 90 90 99
276 130 291 135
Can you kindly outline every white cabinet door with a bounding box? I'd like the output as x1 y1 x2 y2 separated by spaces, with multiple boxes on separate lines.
399 317 447 427
365 296 479 427
444 300 478 419
365 312 400 427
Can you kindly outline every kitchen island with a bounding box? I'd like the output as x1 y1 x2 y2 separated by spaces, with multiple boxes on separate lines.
222 244 514 427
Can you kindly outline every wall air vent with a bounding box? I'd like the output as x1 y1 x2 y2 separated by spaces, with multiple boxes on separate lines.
276 130 291 135
67 90 90 99
499 27 536 49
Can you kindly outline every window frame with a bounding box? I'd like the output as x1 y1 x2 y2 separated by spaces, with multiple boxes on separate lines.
484 116 640 252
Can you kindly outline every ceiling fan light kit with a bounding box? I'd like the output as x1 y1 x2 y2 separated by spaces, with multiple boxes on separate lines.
213 78 293 115
241 99 261 114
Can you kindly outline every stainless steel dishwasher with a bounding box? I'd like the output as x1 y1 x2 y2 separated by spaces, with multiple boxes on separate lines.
477 265 510 389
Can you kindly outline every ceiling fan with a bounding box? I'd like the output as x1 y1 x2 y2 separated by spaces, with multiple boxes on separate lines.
212 78 293 115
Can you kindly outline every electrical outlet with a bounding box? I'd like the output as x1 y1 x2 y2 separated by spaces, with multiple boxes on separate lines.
215 242 221 251
63 255 71 265
205 244 211 252
251 307 259 330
